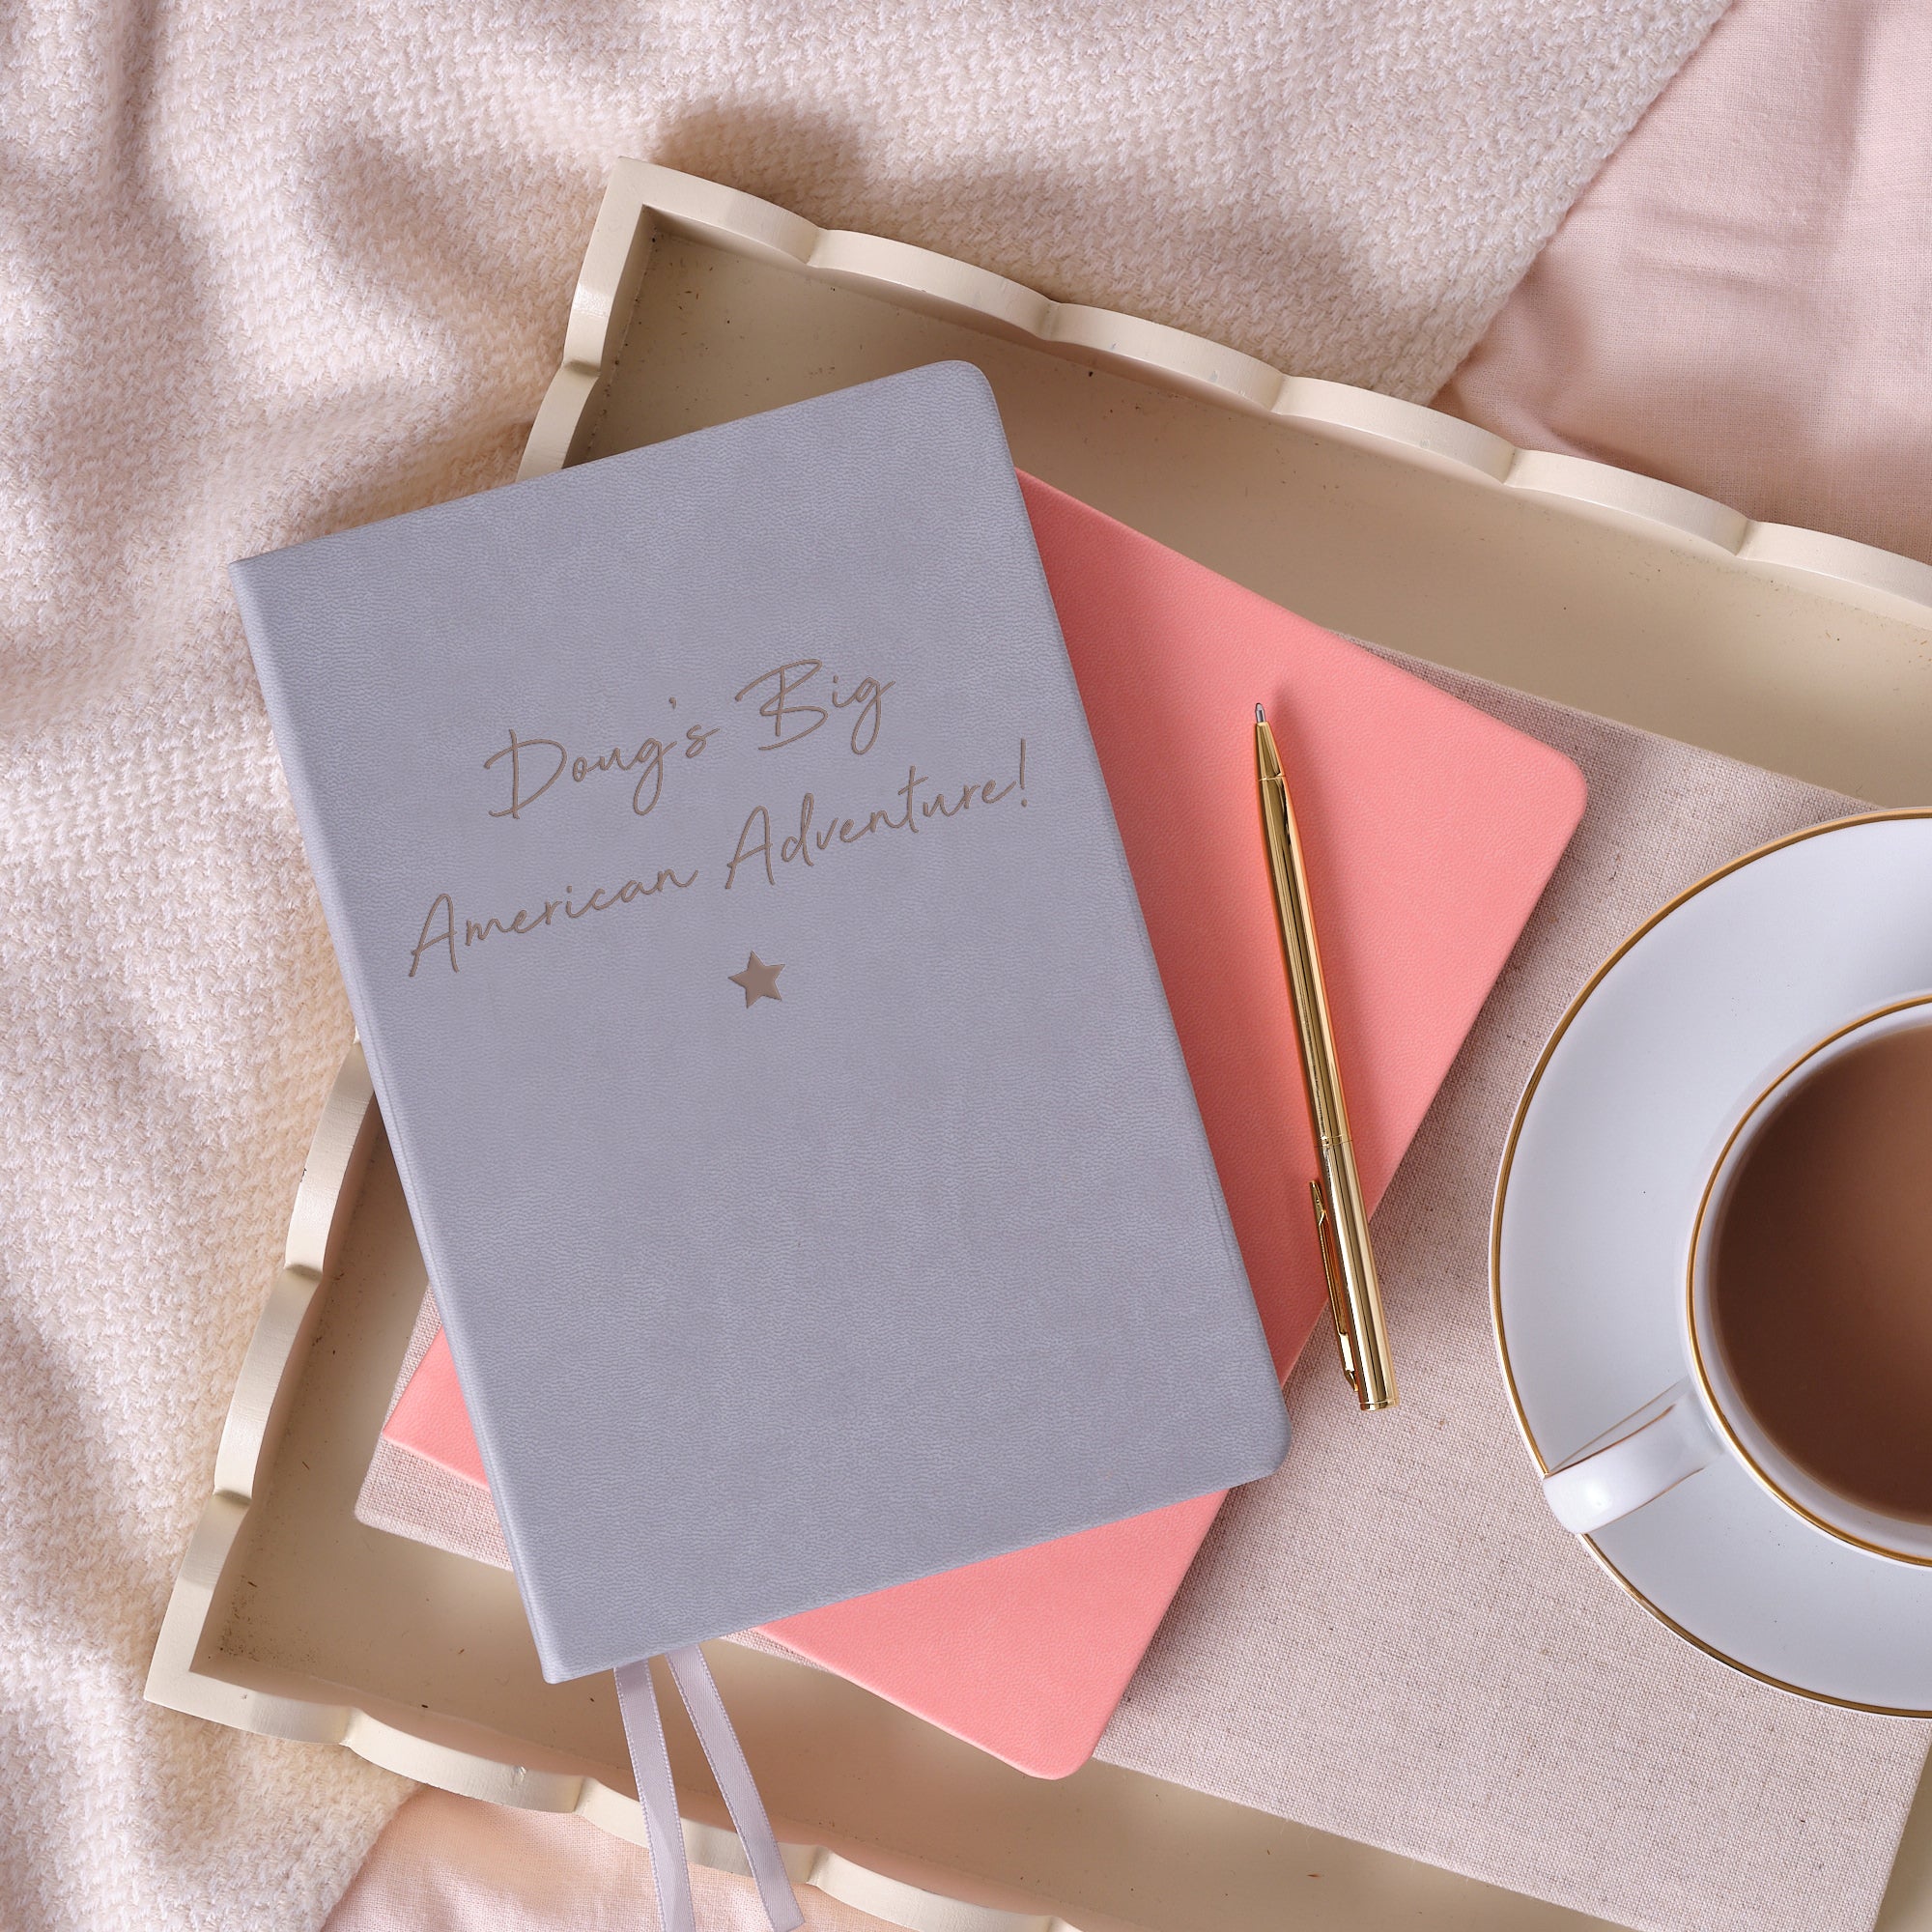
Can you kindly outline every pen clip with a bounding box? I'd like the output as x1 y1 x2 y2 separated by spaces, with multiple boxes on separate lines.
1310 1179 1357 1391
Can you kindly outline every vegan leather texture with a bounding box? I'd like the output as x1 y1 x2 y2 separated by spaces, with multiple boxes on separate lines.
233 363 1289 1681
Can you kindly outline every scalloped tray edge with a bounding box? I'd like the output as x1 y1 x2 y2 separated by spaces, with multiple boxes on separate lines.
519 161 1932 628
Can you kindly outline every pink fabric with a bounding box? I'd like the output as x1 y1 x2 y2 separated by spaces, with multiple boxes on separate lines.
326 1790 891 1932
1438 0 1932 568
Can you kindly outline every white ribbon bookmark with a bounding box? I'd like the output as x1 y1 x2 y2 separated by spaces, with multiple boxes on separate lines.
613 1648 805 1932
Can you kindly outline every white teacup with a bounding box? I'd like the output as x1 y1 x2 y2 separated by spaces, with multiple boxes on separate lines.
1542 996 1932 1564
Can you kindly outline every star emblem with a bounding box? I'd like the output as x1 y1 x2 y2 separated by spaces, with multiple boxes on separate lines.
728 950 784 1008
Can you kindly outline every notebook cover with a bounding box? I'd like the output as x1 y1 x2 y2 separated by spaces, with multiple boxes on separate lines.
234 364 1290 1681
377 471 1588 1771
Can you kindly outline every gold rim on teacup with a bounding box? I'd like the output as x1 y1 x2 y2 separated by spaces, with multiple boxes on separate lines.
1684 992 1932 1567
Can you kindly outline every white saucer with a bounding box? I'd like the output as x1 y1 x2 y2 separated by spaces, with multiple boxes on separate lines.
1493 810 1932 1713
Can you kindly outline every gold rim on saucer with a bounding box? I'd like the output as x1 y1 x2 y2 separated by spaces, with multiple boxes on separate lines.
1491 807 1932 1717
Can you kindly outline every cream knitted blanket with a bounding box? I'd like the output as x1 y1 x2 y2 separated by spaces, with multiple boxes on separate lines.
0 4 1727 1925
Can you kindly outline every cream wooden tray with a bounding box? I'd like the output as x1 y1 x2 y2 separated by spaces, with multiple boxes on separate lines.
148 163 1932 1932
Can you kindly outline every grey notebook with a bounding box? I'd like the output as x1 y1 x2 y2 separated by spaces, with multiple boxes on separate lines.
234 363 1288 1682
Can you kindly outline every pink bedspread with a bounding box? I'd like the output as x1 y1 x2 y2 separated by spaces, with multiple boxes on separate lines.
327 1792 895 1932
1440 0 1932 568
330 0 1932 1921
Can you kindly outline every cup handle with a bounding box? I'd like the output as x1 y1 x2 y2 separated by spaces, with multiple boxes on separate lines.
1541 1380 1720 1533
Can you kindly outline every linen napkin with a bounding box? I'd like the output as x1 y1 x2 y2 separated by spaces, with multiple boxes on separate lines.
361 656 1929 1932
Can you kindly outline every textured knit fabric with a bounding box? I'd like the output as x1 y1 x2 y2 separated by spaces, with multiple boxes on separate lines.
1 5 1731 1926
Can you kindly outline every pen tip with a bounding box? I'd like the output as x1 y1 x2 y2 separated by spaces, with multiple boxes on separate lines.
1255 703 1266 724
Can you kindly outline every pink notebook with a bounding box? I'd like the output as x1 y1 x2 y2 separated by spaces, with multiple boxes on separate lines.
376 473 1585 1776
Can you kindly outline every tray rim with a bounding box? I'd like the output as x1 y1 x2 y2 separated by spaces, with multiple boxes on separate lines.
520 162 1932 628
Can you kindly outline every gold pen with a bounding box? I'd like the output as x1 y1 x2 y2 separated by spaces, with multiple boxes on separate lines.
1255 704 1397 1411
